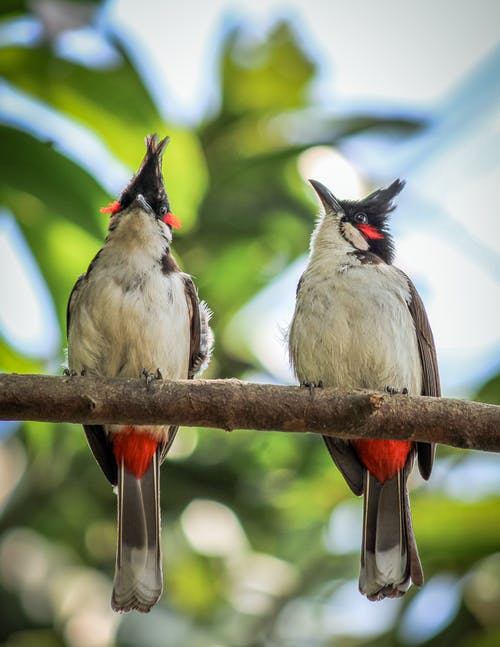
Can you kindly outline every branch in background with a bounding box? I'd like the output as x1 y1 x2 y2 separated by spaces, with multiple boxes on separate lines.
0 374 498 452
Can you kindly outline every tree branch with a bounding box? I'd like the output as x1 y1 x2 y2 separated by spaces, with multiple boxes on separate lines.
1 374 498 452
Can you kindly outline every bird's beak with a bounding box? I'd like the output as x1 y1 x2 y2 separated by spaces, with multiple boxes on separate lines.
131 194 153 213
309 179 343 214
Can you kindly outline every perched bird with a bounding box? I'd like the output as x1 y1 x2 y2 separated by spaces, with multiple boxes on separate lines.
288 179 440 600
66 135 213 612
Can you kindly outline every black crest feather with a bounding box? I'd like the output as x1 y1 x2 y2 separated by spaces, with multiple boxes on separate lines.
119 134 170 216
339 179 405 264
363 179 405 215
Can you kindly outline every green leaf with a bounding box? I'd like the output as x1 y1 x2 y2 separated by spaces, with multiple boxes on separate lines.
414 495 500 570
0 1 29 19
475 372 500 405
0 337 44 372
0 125 107 329
221 21 315 114
0 45 162 163
0 125 106 237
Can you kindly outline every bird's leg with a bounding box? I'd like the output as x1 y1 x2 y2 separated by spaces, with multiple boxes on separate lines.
141 368 155 384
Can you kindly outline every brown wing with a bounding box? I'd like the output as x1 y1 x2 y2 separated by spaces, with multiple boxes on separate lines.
159 275 207 464
183 275 202 379
66 274 85 334
399 270 441 480
295 272 305 296
67 266 118 485
323 437 365 495
83 425 117 485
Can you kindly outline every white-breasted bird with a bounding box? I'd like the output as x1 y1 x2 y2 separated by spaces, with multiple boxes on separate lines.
289 179 440 600
67 135 212 612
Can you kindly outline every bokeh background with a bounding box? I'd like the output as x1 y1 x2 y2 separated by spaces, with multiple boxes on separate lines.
1 1 500 646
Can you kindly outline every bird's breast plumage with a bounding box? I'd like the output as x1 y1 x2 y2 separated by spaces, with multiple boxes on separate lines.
289 260 422 394
67 251 191 381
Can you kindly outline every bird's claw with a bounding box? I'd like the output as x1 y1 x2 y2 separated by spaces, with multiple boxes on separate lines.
384 385 408 395
301 380 324 395
63 368 78 377
142 368 162 384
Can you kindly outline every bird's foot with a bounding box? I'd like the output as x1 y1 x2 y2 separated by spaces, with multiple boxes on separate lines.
63 368 78 377
301 380 324 395
384 385 408 395
141 368 163 384
141 368 155 384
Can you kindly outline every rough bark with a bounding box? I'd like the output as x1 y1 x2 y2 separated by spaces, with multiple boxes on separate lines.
0 374 498 452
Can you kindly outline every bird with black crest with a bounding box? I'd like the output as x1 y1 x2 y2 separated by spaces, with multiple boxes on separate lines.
289 179 440 600
67 135 213 612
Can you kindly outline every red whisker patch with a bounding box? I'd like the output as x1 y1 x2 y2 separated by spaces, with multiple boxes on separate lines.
100 201 121 215
163 212 181 229
357 223 384 240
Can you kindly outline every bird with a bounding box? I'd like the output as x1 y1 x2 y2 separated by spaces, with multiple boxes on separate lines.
66 134 213 612
288 178 440 600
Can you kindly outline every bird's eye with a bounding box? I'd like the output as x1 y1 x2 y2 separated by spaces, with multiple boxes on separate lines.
354 212 368 224
160 204 168 216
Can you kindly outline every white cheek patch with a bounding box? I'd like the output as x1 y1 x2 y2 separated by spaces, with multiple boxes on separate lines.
160 220 173 243
342 222 369 251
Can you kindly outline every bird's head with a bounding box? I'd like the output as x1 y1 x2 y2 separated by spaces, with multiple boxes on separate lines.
100 134 181 240
309 179 404 264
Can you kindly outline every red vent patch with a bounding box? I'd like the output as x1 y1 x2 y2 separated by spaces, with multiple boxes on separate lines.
352 438 412 483
113 427 159 479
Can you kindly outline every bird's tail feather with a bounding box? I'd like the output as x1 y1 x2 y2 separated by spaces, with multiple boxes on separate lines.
359 466 423 601
112 451 162 612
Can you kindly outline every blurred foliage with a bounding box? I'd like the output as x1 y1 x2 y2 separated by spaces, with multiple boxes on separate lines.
475 374 500 405
0 2 499 647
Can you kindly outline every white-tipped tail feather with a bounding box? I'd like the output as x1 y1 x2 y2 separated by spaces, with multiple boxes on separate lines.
359 469 423 601
112 453 162 613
